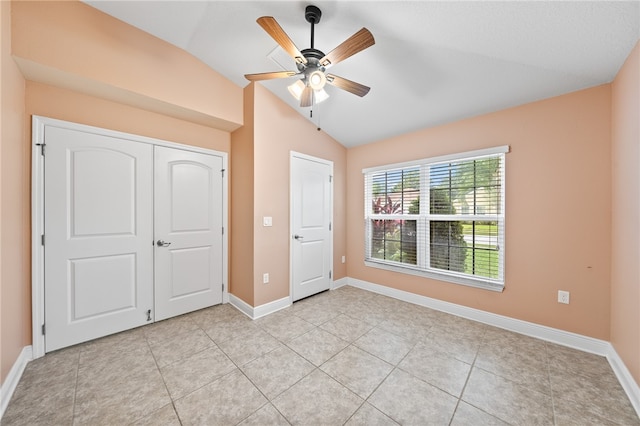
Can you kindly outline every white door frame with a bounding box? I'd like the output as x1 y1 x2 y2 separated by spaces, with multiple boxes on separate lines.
289 151 333 303
31 116 229 359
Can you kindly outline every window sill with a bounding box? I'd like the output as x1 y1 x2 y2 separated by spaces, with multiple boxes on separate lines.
364 260 504 292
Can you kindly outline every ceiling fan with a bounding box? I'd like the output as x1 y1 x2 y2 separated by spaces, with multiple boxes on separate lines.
244 5 375 108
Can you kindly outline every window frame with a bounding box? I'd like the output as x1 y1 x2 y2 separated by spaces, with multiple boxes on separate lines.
363 146 508 292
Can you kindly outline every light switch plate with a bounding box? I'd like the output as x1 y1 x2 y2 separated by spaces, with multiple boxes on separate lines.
263 216 272 227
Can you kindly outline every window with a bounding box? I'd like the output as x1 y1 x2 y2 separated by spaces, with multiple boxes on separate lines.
364 146 508 291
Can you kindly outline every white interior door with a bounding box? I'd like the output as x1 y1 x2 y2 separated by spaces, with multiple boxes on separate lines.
154 146 224 320
291 153 333 302
44 126 154 352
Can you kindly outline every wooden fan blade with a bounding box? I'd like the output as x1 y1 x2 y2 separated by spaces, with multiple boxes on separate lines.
257 17 308 65
300 86 313 107
319 28 374 67
326 74 370 97
245 71 297 81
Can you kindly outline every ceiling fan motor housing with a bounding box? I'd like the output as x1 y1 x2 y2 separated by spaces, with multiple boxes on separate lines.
301 48 325 61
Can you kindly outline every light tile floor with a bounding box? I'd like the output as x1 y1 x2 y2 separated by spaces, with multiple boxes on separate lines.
4 286 639 425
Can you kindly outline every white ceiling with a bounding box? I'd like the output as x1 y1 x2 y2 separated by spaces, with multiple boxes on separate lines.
84 1 639 148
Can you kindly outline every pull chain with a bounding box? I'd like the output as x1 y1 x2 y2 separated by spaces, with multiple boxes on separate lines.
310 108 322 131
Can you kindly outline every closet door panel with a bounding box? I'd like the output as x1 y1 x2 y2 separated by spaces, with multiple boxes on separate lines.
154 146 223 321
44 126 154 352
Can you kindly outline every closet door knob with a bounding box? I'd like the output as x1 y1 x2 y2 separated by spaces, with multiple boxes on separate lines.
156 240 172 247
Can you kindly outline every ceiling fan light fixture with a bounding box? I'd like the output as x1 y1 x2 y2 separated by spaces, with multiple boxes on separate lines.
314 88 329 103
308 69 326 90
287 80 305 100
288 79 329 104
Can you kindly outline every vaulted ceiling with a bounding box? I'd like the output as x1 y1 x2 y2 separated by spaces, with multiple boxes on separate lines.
85 1 639 147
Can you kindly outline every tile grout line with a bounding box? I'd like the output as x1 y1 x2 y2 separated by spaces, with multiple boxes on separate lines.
143 329 183 426
447 335 480 426
228 319 317 425
545 341 559 426
350 334 421 425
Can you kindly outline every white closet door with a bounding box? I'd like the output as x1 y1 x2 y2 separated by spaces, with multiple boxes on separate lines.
291 154 332 302
44 126 154 352
154 146 223 321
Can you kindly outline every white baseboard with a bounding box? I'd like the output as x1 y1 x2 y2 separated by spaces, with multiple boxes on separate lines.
331 277 348 290
229 280 346 320
0 346 32 420
607 345 640 415
253 296 291 319
347 277 639 417
348 278 610 355
228 293 253 318
228 293 291 320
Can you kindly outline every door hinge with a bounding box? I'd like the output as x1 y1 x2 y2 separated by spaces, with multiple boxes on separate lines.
221 169 225 178
329 270 332 279
41 234 45 246
36 143 45 156
329 175 332 182
329 222 332 231
41 323 46 335
222 227 224 235
222 283 225 292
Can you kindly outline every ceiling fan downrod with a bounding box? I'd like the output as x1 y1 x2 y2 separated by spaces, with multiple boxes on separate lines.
305 5 322 50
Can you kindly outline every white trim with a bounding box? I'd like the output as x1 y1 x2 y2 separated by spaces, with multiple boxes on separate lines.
253 296 292 319
220 155 229 306
362 145 510 174
31 116 229 358
31 118 46 359
31 116 224 156
228 294 254 319
364 260 504 292
607 346 640 415
228 294 291 320
0 346 32 420
331 277 348 290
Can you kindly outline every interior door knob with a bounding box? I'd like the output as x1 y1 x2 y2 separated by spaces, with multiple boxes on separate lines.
156 240 171 247
294 234 304 240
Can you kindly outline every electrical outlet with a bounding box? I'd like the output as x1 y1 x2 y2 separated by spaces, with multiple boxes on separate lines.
558 290 570 304
341 255 346 264
263 273 269 284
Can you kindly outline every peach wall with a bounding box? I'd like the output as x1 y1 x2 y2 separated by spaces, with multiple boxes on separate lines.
232 83 347 307
253 84 347 306
11 1 242 132
25 82 230 153
230 85 256 305
1 1 29 383
611 41 640 384
347 85 612 339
